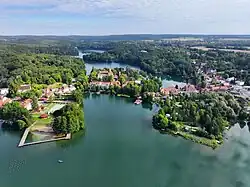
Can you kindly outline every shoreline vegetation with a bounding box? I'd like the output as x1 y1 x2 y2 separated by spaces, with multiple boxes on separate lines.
0 37 250 148
159 128 220 149
152 92 248 149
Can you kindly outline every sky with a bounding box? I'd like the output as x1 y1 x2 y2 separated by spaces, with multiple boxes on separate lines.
0 0 250 35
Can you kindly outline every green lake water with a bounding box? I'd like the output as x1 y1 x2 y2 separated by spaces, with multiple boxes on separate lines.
1 95 250 187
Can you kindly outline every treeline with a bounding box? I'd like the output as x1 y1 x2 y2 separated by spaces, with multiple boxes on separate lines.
153 93 249 139
190 48 250 85
0 43 78 56
0 52 86 95
83 44 195 79
82 41 250 85
0 102 32 130
88 67 161 100
52 103 84 134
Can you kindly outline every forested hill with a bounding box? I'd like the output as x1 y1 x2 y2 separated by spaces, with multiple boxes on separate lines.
0 52 85 88
83 46 195 78
81 41 250 85
1 35 250 42
0 44 78 56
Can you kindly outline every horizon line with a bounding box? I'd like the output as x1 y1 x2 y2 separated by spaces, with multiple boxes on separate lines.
1 33 250 37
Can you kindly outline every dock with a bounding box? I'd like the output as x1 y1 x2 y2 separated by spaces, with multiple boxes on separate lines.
19 134 71 147
18 122 37 147
18 121 71 147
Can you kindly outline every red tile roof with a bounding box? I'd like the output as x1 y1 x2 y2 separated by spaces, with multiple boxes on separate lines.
182 84 198 92
161 87 179 95
0 97 12 108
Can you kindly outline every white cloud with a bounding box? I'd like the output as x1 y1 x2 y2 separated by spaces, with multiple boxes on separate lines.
1 0 250 20
0 0 250 34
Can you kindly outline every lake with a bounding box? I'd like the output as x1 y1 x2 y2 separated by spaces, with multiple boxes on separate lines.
77 50 186 88
1 95 250 187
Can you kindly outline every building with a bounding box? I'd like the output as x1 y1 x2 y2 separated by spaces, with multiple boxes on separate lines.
182 84 198 93
226 77 235 83
20 99 32 110
160 87 179 95
18 84 31 93
210 85 230 92
0 97 12 108
90 81 111 89
114 75 119 81
98 69 113 80
110 81 121 87
135 80 141 85
223 82 230 87
60 85 76 94
0 88 9 96
44 88 54 98
235 81 245 86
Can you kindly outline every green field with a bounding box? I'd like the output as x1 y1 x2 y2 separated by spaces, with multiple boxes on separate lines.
31 114 52 131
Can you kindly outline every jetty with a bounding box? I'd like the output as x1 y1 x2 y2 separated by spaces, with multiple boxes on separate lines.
18 122 37 147
18 121 71 147
18 133 71 147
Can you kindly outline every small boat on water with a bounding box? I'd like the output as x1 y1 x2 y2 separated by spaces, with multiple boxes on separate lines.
58 160 63 163
134 99 142 105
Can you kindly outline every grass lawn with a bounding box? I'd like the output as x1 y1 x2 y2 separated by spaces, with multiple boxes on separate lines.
31 113 53 131
43 103 57 113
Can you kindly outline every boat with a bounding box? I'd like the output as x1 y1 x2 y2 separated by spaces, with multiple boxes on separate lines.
58 160 63 163
134 99 142 105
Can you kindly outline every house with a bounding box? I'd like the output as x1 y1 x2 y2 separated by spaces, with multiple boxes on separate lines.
206 77 212 83
226 77 235 83
0 88 9 96
210 85 230 92
235 81 244 86
166 114 171 118
39 97 47 102
182 84 198 93
114 75 119 81
40 114 48 119
20 99 32 110
209 69 216 74
18 84 31 93
223 82 230 87
0 97 12 108
135 80 141 85
160 87 179 95
69 85 76 92
44 88 54 98
110 81 121 87
60 85 76 94
98 69 113 80
122 81 134 87
90 81 111 88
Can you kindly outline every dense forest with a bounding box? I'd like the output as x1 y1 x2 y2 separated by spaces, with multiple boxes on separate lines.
0 43 78 56
0 52 86 95
83 44 195 79
153 93 249 142
0 102 32 130
52 103 85 134
81 41 250 85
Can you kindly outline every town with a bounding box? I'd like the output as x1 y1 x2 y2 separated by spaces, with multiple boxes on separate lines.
1 65 249 111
